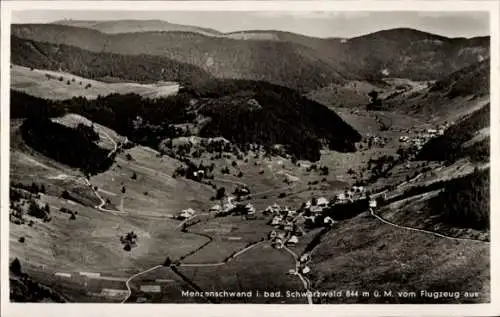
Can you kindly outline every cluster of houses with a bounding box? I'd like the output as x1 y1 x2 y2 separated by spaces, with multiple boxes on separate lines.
365 134 387 147
399 126 447 150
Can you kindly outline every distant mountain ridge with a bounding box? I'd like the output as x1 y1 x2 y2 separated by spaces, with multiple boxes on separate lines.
12 24 489 90
52 19 223 36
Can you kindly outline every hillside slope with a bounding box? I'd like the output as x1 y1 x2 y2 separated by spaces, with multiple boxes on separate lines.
11 78 362 162
12 24 346 91
382 59 490 120
11 65 180 100
416 103 489 164
12 25 489 90
11 36 212 85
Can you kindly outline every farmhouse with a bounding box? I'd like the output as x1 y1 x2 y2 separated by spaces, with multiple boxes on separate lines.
399 136 409 142
271 215 282 226
177 208 195 220
324 216 335 226
273 238 284 249
245 203 256 219
352 186 365 194
209 204 221 213
316 197 329 207
300 253 310 263
286 235 299 246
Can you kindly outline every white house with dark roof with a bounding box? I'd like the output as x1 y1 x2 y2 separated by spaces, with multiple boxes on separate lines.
316 197 329 207
286 235 299 246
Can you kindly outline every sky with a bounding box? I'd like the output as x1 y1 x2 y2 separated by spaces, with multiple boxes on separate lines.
11 11 490 38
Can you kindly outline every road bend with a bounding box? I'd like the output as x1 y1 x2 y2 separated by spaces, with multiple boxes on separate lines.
121 265 163 303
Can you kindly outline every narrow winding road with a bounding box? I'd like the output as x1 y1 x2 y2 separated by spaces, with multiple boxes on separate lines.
369 208 490 244
121 265 164 303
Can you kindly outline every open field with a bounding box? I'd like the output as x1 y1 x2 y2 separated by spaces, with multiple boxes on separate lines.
11 65 180 100
176 243 307 303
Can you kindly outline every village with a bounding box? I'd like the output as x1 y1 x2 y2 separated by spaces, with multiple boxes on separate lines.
174 184 379 277
397 124 449 150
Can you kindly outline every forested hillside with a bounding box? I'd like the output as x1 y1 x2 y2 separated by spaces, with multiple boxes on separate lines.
416 104 489 164
12 25 489 90
11 36 213 85
11 79 362 162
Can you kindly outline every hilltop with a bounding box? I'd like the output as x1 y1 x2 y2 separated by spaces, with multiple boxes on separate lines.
12 25 489 90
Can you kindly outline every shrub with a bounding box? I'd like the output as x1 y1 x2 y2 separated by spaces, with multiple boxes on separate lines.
216 187 226 200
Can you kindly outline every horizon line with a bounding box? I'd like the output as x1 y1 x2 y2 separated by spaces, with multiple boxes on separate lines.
12 19 491 40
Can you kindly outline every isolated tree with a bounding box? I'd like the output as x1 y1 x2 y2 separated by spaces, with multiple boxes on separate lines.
70 213 76 220
164 257 172 267
18 237 25 243
121 186 126 194
216 187 226 200
131 172 137 180
10 258 21 275
61 190 71 200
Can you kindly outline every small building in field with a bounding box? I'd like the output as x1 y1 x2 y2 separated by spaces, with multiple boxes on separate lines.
301 266 311 274
369 199 377 208
323 216 335 226
177 208 196 220
268 230 277 239
209 204 221 213
271 215 282 226
300 253 311 263
273 238 284 249
316 197 329 207
245 203 256 219
286 235 299 246
399 136 409 142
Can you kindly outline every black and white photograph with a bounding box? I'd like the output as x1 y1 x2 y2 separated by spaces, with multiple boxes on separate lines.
1 1 498 316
